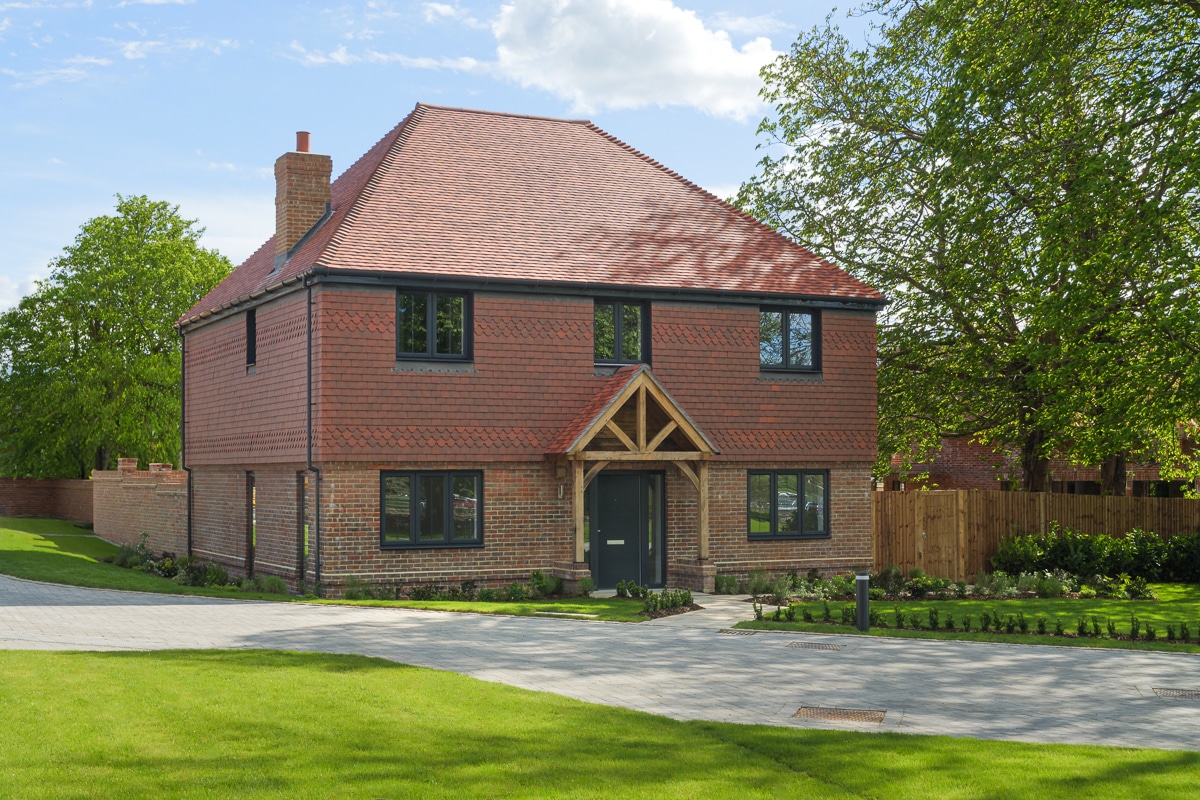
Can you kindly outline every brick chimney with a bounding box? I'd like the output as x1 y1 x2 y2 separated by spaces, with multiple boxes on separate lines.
274 131 332 262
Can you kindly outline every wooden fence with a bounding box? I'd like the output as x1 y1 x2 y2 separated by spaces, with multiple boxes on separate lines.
873 491 1200 581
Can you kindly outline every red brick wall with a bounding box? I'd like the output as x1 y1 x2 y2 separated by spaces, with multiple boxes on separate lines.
185 290 308 466
0 478 93 523
92 463 186 552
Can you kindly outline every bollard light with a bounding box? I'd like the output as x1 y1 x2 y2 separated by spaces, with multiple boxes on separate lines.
855 571 870 631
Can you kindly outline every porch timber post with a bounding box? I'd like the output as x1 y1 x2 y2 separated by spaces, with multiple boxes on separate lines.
573 459 586 563
697 460 710 561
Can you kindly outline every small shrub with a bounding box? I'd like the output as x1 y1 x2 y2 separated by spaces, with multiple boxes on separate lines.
576 576 595 597
246 575 288 595
962 615 972 632
905 575 938 598
112 544 141 569
1181 621 1191 642
980 611 992 632
841 605 854 625
747 569 771 597
822 601 832 622
753 600 763 621
1077 617 1088 637
869 608 884 627
769 575 794 605
500 582 529 602
408 584 440 601
927 607 940 631
1145 623 1157 642
714 575 739 594
529 570 562 599
477 588 498 602
802 606 814 622
1017 611 1028 634
343 577 372 600
893 605 904 628
873 564 906 596
829 575 855 597
1130 615 1141 639
1167 624 1177 642
943 613 955 631
785 604 796 622
954 581 968 599
868 587 885 601
1091 616 1101 638
1003 614 1016 634
1126 576 1156 600
1078 586 1097 599
1107 618 1117 637
1035 576 1065 598
615 580 630 599
1054 618 1065 636
1036 617 1046 635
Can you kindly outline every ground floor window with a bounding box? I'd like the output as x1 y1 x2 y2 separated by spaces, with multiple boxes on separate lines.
381 471 483 548
748 470 829 539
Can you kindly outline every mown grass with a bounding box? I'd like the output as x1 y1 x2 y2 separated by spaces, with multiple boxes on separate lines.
0 516 300 602
0 649 1196 799
0 516 646 620
736 586 1200 653
312 596 648 622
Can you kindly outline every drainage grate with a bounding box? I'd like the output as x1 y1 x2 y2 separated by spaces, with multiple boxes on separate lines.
1153 688 1200 699
720 629 756 636
794 706 886 724
786 641 845 651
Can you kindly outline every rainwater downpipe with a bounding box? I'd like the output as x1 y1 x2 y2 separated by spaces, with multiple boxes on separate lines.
180 328 193 557
305 278 322 594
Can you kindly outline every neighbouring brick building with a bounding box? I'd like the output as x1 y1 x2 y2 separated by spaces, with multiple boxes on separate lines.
178 104 884 595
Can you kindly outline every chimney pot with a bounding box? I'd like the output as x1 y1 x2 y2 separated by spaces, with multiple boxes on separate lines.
296 131 310 152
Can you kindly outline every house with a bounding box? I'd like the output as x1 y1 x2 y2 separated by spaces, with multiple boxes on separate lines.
885 437 1198 496
177 104 884 595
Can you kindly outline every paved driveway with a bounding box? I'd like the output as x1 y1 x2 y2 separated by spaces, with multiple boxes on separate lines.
3 574 1199 751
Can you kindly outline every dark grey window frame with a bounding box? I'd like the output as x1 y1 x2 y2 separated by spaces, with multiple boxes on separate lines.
759 307 821 372
246 309 257 366
747 469 830 540
395 289 473 361
380 470 484 549
594 299 651 365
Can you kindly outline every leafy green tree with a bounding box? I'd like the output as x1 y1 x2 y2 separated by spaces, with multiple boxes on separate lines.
0 196 231 478
737 0 1200 491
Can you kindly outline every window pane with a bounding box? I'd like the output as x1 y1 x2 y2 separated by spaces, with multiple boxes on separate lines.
788 312 813 367
594 302 615 360
760 311 783 365
383 475 411 542
452 475 478 541
621 303 642 361
397 293 428 355
417 475 445 541
776 473 800 533
435 294 465 356
748 474 772 534
804 473 826 533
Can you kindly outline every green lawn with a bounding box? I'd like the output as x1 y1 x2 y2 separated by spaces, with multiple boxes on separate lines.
0 516 295 601
0 649 1195 799
0 516 647 620
736 586 1200 653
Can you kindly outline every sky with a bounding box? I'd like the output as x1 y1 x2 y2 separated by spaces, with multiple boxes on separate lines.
0 0 873 311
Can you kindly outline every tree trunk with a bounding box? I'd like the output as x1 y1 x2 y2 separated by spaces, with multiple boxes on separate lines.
93 446 111 473
1020 429 1052 492
1100 453 1128 496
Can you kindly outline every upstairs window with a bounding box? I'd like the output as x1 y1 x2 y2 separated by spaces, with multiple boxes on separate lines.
246 309 257 366
760 308 819 371
594 300 649 364
397 290 471 360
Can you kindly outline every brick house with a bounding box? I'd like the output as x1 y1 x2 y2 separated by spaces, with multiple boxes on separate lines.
178 104 884 595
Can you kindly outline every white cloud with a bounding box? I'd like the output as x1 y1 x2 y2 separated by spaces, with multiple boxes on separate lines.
114 38 167 59
422 2 484 28
62 54 111 65
0 17 10 37
288 40 481 72
705 11 791 37
114 0 194 8
110 35 236 59
2 63 92 88
492 0 779 121
48 156 65 164
0 269 45 314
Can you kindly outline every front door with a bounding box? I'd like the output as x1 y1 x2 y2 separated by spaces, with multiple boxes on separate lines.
591 472 664 589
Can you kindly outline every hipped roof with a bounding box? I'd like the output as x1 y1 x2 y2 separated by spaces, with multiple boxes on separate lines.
181 103 882 325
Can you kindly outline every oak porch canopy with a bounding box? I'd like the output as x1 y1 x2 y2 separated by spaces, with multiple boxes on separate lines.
547 365 718 564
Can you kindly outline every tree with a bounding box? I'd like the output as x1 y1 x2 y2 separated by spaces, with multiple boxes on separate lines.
0 196 231 478
737 0 1200 491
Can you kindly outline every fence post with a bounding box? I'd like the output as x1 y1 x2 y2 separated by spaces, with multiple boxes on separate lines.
956 489 968 582
915 490 925 573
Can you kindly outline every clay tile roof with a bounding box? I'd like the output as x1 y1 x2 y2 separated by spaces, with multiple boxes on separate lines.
182 103 882 324
546 365 643 454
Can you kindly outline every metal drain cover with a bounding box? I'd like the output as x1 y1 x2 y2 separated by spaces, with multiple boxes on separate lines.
1153 688 1200 699
719 629 756 635
794 706 886 724
786 641 845 651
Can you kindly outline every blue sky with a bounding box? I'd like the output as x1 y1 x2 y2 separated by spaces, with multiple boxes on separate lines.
1 0 871 310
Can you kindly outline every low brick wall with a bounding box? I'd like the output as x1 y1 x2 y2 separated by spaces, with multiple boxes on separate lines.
0 478 94 523
92 459 187 553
